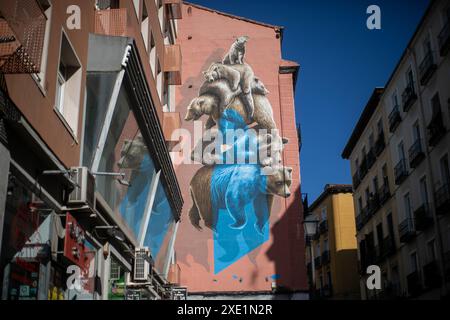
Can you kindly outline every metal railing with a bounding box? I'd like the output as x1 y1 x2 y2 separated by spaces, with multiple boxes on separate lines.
418 51 437 85
408 139 425 168
394 159 408 185
388 105 401 132
402 84 417 112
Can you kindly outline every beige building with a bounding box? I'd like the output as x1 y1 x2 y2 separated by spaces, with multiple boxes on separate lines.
342 0 450 299
305 184 360 300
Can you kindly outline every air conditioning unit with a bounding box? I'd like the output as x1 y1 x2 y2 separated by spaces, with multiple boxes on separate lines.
67 167 96 210
134 247 150 281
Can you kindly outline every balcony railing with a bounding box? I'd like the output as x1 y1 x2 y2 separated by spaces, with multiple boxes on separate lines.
164 44 182 85
398 218 416 243
388 105 402 132
0 0 47 74
407 271 423 297
374 132 386 156
321 250 330 265
394 159 408 185
408 139 425 169
319 220 328 234
402 84 417 113
427 111 446 148
164 0 183 19
94 8 128 37
419 51 437 86
413 202 433 231
423 260 441 289
438 21 450 56
378 183 391 205
435 183 450 215
314 256 322 270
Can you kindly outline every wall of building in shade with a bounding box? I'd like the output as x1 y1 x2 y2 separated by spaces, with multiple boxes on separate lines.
173 3 308 296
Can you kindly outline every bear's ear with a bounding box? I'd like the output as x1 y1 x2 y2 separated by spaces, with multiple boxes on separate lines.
197 98 205 107
286 167 293 174
282 137 289 145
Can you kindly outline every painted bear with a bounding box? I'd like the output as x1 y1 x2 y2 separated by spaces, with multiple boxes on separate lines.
222 36 249 65
188 164 293 233
190 127 288 167
185 92 277 131
203 62 256 119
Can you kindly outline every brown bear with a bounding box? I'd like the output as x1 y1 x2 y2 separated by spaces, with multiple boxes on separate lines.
188 164 293 233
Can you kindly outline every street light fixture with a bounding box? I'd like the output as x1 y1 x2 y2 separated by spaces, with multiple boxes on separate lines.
302 215 319 299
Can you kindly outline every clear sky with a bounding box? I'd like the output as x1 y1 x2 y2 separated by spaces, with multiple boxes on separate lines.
187 0 431 202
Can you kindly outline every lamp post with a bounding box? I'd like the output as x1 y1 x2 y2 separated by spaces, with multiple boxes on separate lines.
303 215 319 299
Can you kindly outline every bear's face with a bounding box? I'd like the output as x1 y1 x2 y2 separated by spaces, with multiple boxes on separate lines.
185 97 206 121
253 77 270 95
236 36 249 47
203 64 220 83
265 166 293 198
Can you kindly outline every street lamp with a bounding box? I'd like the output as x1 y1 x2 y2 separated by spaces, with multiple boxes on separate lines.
303 215 319 299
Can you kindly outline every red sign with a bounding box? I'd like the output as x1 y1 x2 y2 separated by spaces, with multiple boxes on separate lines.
64 213 86 269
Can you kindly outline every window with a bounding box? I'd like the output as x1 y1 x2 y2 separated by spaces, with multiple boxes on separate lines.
410 252 418 273
321 207 327 221
382 164 388 185
406 67 414 89
431 93 441 118
412 121 421 142
141 1 149 50
427 239 436 262
133 0 140 18
373 176 379 193
419 176 429 205
365 188 370 204
323 239 329 252
376 223 383 246
404 193 413 221
156 59 163 100
398 141 406 161
33 0 52 90
369 133 375 149
55 31 82 136
440 154 450 185
377 119 384 135
422 36 432 57
157 0 164 30
387 213 394 238
392 91 399 107
162 73 170 111
96 0 119 9
149 33 156 77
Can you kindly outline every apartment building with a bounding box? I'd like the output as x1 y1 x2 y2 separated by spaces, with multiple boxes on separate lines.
305 184 360 300
342 0 450 300
0 0 184 300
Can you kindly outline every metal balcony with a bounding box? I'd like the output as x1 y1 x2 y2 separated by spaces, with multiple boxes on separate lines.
0 0 47 74
438 21 450 56
427 111 446 148
408 139 425 169
388 105 402 132
374 132 386 156
423 260 441 289
94 8 128 37
394 159 408 185
413 203 433 231
419 51 437 86
368 193 380 216
402 85 417 113
398 218 416 243
435 183 450 216
378 183 391 205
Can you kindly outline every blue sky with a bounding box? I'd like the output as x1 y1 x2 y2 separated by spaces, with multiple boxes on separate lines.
188 0 430 202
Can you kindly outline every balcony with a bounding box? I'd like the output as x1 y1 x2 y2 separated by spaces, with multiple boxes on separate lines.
378 183 391 205
402 85 417 113
427 112 446 148
94 8 128 37
398 218 416 243
438 21 450 56
394 159 408 185
408 139 425 169
419 51 437 86
164 0 183 19
164 44 182 85
374 132 386 156
413 203 433 231
319 220 328 234
314 256 322 270
163 112 181 150
388 105 402 133
367 148 376 169
423 260 441 289
435 183 450 215
368 193 380 216
0 0 47 74
407 271 423 297
321 250 330 265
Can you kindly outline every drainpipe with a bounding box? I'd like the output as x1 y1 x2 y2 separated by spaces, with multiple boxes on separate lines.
410 47 447 296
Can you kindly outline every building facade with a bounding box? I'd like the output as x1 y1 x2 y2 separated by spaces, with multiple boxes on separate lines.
0 0 184 300
172 3 308 299
342 0 450 300
305 185 360 300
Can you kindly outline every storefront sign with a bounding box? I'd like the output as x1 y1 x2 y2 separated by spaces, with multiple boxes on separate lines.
63 213 86 269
